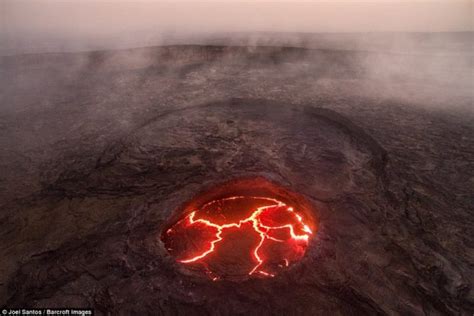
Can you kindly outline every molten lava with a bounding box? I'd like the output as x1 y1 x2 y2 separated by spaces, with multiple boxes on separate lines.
163 196 314 279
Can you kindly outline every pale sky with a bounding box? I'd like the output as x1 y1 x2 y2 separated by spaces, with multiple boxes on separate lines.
3 1 472 32
1 1 472 54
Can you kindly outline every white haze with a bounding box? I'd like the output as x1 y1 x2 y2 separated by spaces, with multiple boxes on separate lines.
0 1 472 55
0 0 472 115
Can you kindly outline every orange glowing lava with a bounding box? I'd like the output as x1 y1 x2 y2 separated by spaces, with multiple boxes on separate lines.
163 196 314 279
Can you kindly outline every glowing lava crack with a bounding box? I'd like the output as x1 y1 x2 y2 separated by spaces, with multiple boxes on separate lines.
163 196 315 279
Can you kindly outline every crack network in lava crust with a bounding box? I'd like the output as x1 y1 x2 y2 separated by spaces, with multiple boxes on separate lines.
163 196 314 279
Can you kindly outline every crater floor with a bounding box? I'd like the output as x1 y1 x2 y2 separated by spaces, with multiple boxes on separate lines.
0 44 473 315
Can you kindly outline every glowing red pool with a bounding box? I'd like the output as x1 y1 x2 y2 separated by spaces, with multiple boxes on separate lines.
162 191 315 280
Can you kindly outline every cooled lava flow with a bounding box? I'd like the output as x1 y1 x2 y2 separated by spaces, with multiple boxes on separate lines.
163 196 314 279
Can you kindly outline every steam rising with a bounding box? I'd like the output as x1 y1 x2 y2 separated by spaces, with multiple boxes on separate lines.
0 2 472 199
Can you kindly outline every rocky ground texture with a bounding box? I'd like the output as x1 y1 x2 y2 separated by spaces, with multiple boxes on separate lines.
0 42 473 315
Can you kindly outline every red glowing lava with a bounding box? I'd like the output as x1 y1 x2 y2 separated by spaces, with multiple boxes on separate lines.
163 196 314 279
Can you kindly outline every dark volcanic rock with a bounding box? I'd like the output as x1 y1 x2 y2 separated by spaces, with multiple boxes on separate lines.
0 45 473 315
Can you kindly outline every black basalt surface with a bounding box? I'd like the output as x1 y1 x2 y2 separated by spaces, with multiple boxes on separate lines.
0 45 473 315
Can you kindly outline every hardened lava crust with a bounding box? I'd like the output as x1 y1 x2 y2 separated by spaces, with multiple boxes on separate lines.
161 178 317 281
0 44 473 315
2 98 392 314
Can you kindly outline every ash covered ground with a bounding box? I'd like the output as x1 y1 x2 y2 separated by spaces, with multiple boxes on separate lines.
0 33 473 315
